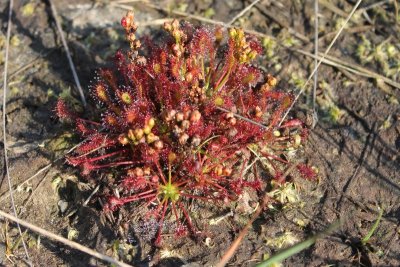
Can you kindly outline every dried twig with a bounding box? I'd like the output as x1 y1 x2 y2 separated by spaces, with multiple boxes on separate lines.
249 0 310 42
0 209 132 267
216 194 270 267
227 0 261 25
2 0 31 264
48 0 87 107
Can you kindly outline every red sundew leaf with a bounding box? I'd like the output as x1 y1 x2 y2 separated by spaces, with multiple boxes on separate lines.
247 36 263 54
76 119 96 136
121 175 149 190
189 27 215 57
66 155 87 166
55 99 76 121
75 134 117 154
297 164 317 180
99 69 119 92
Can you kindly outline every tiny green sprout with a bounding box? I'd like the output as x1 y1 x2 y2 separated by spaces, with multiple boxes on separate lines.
159 182 180 202
266 231 299 249
268 182 300 204
262 36 277 59
379 116 392 130
21 3 35 17
361 207 384 245
329 105 344 123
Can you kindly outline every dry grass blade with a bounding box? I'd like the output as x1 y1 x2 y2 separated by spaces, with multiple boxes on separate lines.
216 194 270 267
48 0 87 107
216 107 269 129
312 0 319 128
0 209 132 267
278 0 363 126
294 49 400 92
227 0 261 25
2 0 32 264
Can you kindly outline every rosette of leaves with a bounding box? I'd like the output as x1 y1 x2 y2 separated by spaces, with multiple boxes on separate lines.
56 12 314 245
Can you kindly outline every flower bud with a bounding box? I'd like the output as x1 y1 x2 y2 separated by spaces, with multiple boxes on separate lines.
267 74 277 87
172 19 179 29
143 125 152 135
146 133 159 143
229 28 237 38
185 72 193 82
127 129 136 141
148 117 155 128
164 21 172 31
134 167 144 177
273 130 281 137
168 152 177 163
134 128 144 140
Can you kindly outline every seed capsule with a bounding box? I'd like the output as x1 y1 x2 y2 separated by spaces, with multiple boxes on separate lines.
144 167 151 176
175 112 184 122
154 140 164 150
267 74 277 87
255 106 263 118
165 110 176 121
181 120 190 130
223 167 232 176
133 167 144 177
190 110 201 122
191 135 201 147
214 165 223 176
225 112 234 119
118 134 129 145
179 133 189 145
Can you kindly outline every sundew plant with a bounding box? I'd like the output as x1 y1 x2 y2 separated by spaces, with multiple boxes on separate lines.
56 11 315 245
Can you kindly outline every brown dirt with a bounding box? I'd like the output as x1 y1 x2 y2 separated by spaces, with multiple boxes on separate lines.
0 0 399 266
